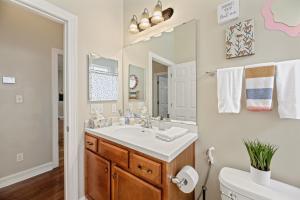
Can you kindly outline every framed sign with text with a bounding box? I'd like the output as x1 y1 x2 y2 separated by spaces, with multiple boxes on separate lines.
218 0 239 24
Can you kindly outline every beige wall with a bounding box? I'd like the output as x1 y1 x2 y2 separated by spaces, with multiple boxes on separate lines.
152 61 168 74
124 0 300 199
44 0 124 197
0 0 63 177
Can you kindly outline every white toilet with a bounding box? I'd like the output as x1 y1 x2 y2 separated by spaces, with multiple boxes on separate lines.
219 167 300 200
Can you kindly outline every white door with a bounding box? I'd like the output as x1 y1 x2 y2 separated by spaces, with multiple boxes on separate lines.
158 76 168 118
170 61 196 122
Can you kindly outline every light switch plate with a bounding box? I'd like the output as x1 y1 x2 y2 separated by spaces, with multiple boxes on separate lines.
16 153 24 162
90 104 104 114
98 104 104 114
112 104 117 113
2 76 16 84
16 95 23 104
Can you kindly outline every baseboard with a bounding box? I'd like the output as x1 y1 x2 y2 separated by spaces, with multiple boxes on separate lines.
0 162 54 188
79 196 86 200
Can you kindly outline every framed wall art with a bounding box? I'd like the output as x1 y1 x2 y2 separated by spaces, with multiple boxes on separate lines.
225 19 255 59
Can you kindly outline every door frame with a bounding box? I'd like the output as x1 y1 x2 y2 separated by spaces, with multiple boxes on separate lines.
148 52 174 116
52 48 63 168
152 72 168 117
10 1 79 200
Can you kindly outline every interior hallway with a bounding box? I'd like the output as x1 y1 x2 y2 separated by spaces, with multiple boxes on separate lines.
0 120 64 200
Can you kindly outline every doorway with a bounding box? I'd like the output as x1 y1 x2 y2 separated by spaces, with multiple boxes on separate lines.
152 61 169 118
0 0 78 199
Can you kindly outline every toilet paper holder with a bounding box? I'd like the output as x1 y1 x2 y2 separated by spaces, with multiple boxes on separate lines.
170 165 199 194
171 176 188 188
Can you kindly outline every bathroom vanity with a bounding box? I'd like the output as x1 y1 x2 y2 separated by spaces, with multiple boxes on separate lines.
84 125 198 200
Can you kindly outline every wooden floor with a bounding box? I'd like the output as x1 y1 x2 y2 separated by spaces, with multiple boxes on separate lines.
0 120 65 200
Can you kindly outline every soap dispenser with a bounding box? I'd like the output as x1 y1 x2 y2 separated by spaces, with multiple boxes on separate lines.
158 116 165 130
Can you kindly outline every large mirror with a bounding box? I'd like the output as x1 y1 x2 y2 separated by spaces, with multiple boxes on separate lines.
88 53 119 102
123 20 197 123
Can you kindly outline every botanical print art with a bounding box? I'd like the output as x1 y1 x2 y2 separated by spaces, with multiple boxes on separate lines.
225 19 255 59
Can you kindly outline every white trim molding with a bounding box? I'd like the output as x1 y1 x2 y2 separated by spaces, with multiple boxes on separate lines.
10 1 79 200
0 162 54 188
52 48 63 169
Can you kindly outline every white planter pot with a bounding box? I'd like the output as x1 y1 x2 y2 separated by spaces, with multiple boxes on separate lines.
250 166 271 186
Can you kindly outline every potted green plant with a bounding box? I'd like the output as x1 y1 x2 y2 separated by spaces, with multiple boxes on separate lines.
244 139 278 186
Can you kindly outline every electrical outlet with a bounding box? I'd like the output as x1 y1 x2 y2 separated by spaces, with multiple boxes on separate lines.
16 153 24 162
15 95 23 104
112 104 117 113
90 104 104 114
90 104 97 113
129 103 133 111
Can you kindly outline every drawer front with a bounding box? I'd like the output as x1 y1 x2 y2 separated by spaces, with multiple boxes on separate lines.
130 153 162 185
85 135 98 152
98 141 129 168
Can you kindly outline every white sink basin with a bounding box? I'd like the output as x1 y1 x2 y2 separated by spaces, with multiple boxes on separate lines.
112 126 153 136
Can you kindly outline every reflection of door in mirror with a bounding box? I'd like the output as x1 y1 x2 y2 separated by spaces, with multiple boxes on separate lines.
170 61 196 122
152 61 169 118
152 60 196 122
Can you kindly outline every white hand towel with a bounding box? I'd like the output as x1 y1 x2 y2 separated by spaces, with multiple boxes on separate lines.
217 67 244 113
276 60 300 119
156 127 189 142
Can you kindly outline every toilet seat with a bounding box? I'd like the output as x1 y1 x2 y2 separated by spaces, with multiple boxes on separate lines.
219 167 300 200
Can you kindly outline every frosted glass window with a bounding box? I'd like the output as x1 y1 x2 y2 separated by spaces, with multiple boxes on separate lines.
88 54 118 101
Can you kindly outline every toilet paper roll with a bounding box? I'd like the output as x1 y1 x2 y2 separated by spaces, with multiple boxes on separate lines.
176 165 199 193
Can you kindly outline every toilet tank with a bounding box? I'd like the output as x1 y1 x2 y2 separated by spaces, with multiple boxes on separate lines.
219 167 300 200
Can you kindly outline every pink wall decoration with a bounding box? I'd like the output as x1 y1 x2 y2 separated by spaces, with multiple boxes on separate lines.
262 0 300 37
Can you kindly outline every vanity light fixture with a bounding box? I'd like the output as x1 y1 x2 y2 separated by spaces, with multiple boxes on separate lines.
129 15 139 33
128 1 174 34
139 8 151 30
151 0 164 24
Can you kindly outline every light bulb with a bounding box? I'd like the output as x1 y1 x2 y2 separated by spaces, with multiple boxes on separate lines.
139 8 151 30
129 15 139 33
151 0 164 24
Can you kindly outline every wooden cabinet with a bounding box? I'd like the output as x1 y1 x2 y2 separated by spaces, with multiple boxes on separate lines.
112 166 161 200
85 133 195 200
85 150 110 200
98 140 129 169
129 153 162 185
85 135 98 152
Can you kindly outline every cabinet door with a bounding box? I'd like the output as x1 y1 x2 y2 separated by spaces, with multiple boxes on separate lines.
86 150 110 200
112 166 161 200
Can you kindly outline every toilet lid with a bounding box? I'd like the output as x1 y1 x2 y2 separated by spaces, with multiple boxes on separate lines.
219 167 300 200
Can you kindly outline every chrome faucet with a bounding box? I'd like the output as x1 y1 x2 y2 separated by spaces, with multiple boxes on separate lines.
141 115 152 128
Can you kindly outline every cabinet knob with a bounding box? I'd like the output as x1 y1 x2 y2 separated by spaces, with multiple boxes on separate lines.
112 173 117 179
86 141 93 146
104 168 108 173
138 164 152 174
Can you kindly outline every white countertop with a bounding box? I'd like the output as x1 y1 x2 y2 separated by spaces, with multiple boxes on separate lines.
85 125 198 163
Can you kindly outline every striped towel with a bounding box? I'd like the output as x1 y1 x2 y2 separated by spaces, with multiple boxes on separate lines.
245 63 276 112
